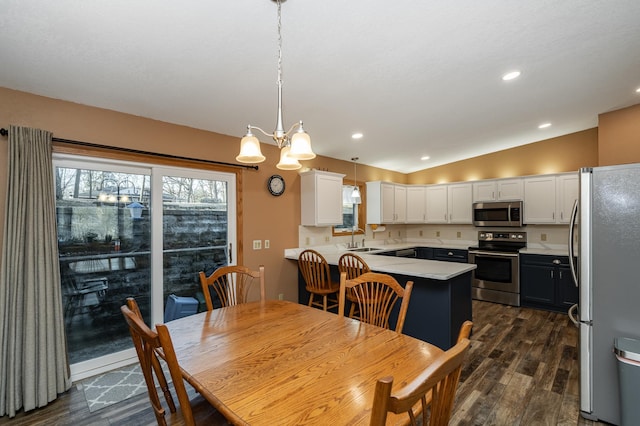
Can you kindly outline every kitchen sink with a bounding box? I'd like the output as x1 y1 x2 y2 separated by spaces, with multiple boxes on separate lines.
348 247 381 252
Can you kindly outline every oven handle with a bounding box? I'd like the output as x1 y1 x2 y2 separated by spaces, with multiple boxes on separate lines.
469 250 519 258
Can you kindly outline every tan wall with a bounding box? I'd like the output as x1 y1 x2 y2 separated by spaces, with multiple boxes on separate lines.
0 86 638 302
407 128 599 184
598 103 640 166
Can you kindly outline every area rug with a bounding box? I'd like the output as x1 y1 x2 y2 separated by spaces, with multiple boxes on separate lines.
80 363 168 412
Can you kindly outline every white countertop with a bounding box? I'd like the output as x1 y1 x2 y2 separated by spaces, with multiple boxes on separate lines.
520 243 571 257
284 242 477 281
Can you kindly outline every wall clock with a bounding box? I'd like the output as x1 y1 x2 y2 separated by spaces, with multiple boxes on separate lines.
267 174 285 196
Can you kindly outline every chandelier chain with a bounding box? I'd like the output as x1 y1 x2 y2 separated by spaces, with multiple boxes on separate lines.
277 0 283 87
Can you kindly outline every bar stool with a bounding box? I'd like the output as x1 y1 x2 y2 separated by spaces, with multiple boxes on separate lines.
298 249 340 311
338 252 371 319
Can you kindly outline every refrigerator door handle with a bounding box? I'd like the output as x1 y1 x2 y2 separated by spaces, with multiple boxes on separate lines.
568 303 579 327
568 303 593 327
568 199 579 286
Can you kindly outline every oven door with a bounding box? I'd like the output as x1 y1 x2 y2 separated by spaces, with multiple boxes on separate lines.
469 250 520 306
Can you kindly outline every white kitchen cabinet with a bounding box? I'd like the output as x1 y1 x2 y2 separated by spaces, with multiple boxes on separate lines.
524 175 557 223
425 183 472 224
405 186 426 223
300 170 345 226
366 182 407 224
425 185 448 223
473 178 523 202
524 173 579 224
556 173 579 223
448 183 473 223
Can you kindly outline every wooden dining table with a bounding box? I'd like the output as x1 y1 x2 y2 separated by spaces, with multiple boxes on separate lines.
161 299 444 425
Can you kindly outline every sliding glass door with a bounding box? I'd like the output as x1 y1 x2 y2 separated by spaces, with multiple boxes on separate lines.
54 156 236 380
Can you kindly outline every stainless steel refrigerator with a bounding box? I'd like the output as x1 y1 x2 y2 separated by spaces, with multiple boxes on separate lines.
568 164 640 425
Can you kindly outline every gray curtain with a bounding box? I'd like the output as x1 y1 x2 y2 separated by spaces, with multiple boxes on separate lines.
0 125 71 418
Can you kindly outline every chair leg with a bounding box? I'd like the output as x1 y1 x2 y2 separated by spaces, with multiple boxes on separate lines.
308 294 314 307
348 303 357 319
323 295 328 311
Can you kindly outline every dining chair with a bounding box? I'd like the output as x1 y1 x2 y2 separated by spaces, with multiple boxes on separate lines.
337 252 371 319
121 298 228 426
199 265 265 310
457 320 473 343
298 249 340 311
338 271 413 333
369 338 471 426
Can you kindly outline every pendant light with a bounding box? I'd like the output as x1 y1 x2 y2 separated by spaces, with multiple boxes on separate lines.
351 157 361 205
236 0 315 170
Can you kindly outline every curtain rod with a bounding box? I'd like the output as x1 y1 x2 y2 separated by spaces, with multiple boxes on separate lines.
0 127 259 170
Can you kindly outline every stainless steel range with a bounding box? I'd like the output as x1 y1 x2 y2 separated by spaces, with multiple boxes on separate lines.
468 231 527 306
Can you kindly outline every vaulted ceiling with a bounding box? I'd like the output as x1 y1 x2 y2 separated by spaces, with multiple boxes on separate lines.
1 1 639 172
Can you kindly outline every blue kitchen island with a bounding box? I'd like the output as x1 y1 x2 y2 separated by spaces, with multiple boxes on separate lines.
285 245 475 350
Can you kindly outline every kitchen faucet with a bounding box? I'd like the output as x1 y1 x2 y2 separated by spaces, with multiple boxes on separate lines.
347 227 366 248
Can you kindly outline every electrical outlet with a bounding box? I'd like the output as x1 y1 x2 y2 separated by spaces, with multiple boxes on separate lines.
325 236 330 242
278 293 284 301
305 237 310 245
398 231 401 237
457 231 462 238
253 240 262 250
541 233 547 241
264 240 270 249
436 231 441 237
388 231 392 237
419 230 423 237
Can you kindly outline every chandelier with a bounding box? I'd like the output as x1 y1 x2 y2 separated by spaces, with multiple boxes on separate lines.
236 0 315 170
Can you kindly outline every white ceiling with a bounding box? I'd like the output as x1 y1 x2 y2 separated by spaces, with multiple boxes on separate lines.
1 1 639 173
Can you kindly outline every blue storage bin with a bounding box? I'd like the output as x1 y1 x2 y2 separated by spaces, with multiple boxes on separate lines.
164 294 199 322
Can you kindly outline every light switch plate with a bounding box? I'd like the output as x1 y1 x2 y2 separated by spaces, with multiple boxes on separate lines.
253 240 262 250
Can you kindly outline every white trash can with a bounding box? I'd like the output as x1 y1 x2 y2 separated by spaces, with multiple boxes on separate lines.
614 337 640 426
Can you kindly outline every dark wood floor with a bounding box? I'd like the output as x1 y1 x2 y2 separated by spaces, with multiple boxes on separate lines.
0 300 608 425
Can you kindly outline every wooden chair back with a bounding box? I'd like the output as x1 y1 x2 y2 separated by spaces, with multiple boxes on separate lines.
298 249 340 310
457 320 473 343
369 338 471 426
121 298 187 425
199 265 265 310
338 272 413 333
338 253 371 318
338 252 371 279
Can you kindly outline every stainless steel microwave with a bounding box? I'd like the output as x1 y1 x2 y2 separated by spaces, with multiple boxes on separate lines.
472 201 523 227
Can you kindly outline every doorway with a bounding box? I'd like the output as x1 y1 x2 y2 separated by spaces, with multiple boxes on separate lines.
54 155 237 380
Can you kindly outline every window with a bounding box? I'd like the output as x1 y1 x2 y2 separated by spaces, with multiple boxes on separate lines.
54 154 236 380
333 183 365 236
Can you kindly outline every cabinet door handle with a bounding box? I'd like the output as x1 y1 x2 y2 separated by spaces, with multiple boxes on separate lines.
551 270 554 278
559 271 563 279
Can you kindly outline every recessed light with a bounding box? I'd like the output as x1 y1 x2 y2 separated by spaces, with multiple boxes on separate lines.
421 156 430 161
351 133 363 139
538 123 551 129
502 71 521 81
636 87 640 93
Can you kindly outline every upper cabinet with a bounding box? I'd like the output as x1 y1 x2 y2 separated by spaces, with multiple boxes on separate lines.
406 186 426 223
523 173 578 224
425 183 472 224
473 178 523 202
425 185 448 223
367 182 407 224
556 174 579 223
448 183 473 223
300 170 345 226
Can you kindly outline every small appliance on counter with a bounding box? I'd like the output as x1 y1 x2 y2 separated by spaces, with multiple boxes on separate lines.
468 231 527 306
